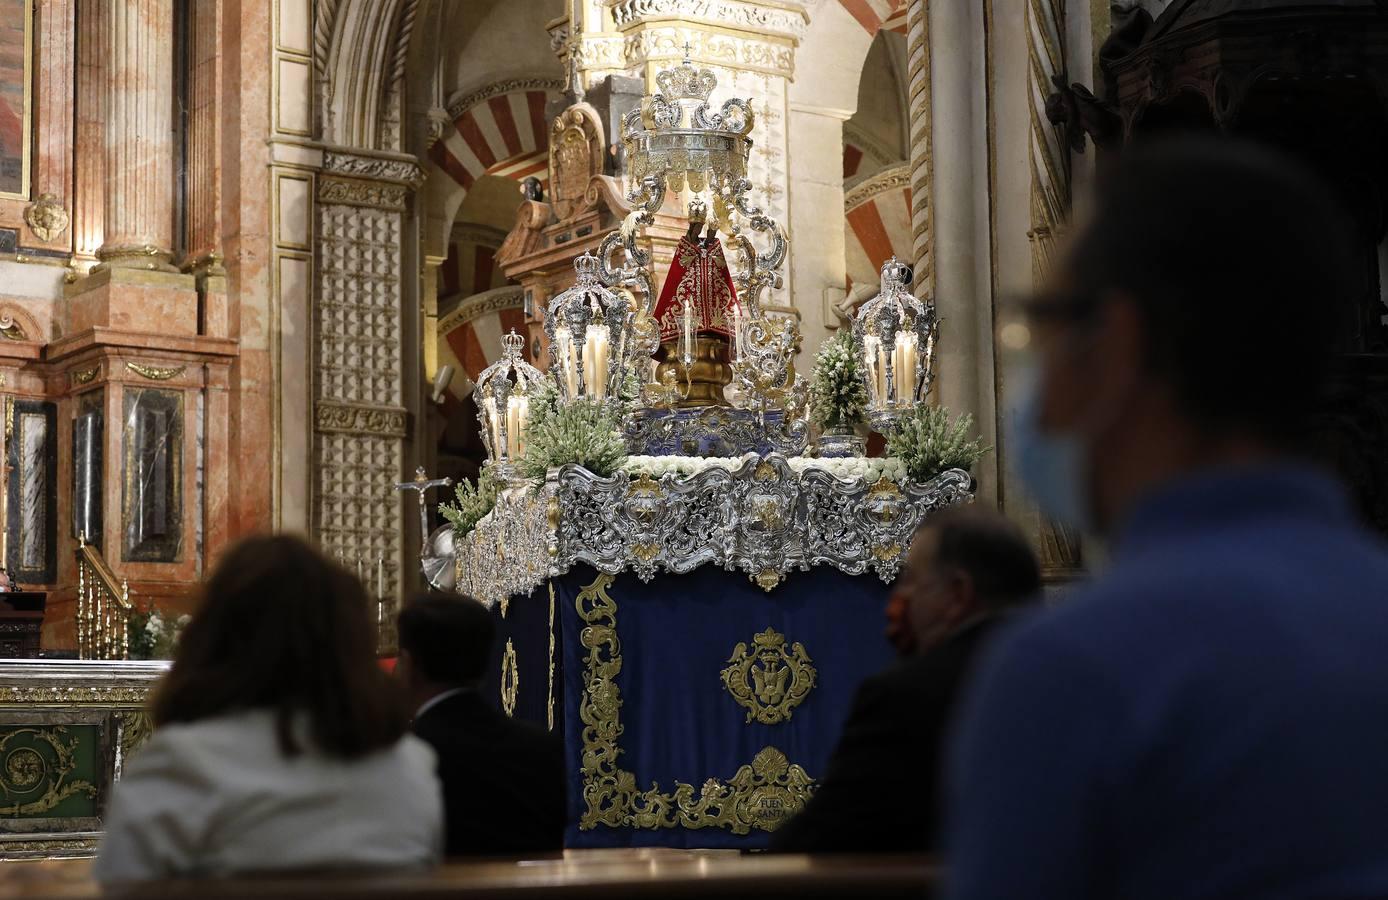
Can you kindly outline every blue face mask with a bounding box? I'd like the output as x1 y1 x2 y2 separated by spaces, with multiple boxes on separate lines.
1009 367 1094 533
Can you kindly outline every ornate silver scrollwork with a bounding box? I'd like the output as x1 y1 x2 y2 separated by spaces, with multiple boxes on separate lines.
452 458 973 606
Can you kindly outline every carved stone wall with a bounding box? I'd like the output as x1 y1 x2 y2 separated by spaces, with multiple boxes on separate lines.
313 155 418 622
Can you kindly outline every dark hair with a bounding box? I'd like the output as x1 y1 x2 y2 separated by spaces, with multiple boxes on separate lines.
397 591 495 686
922 507 1041 607
151 535 409 759
1065 137 1355 444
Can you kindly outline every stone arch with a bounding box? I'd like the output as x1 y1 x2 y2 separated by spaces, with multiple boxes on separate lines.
420 79 564 260
844 164 912 299
316 0 430 152
437 286 528 391
837 0 907 37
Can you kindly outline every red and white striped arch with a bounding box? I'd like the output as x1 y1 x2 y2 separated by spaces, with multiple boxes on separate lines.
436 287 529 403
429 88 560 193
845 166 912 291
839 0 907 35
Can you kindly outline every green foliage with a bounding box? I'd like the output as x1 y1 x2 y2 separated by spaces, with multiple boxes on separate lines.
885 405 988 482
518 397 628 479
439 467 499 539
810 330 869 429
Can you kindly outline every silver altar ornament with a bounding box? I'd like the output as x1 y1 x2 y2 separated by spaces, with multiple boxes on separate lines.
474 329 545 477
596 47 787 317
624 47 754 194
545 253 636 405
853 258 938 433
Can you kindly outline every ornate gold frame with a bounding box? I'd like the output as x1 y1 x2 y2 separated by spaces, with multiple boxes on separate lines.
574 574 815 835
0 0 31 201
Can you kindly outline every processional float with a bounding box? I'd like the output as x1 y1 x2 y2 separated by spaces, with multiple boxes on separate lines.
441 53 970 851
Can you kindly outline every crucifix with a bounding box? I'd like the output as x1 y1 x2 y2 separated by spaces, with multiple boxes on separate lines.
395 466 453 565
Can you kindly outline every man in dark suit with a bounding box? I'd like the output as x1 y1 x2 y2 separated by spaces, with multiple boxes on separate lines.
770 507 1041 854
397 592 565 858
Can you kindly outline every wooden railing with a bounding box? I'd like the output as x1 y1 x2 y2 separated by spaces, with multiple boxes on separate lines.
76 536 133 660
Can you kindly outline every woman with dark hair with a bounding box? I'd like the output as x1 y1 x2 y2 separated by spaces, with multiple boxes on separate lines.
94 536 442 882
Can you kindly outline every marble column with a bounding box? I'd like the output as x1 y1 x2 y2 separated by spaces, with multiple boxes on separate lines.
906 0 934 299
921 0 999 503
71 0 104 268
1027 0 1084 576
96 0 177 270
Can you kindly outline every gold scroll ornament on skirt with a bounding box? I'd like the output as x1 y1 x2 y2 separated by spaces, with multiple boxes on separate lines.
721 628 817 725
575 574 816 834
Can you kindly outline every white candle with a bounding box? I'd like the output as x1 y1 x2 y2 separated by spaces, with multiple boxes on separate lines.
895 332 917 402
586 325 610 400
506 395 522 457
682 303 695 362
730 305 742 361
377 557 384 601
580 331 594 397
863 337 880 409
515 395 529 454
555 327 578 398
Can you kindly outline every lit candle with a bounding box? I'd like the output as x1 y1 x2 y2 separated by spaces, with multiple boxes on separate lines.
682 303 695 363
863 337 880 409
555 326 578 398
377 556 384 601
483 397 501 458
506 395 522 457
878 343 890 405
895 332 917 403
585 324 610 400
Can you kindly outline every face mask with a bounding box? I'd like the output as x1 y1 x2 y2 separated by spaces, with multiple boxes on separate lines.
1009 366 1095 532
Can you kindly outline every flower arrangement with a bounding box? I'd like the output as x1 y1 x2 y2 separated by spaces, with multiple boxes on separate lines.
518 394 628 479
810 330 869 431
127 609 190 660
439 467 499 539
623 454 911 483
885 405 988 482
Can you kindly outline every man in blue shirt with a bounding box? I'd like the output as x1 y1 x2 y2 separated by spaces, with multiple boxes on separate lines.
946 138 1388 900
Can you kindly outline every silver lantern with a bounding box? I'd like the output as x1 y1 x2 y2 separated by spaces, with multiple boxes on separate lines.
474 329 545 476
544 253 636 405
852 257 937 432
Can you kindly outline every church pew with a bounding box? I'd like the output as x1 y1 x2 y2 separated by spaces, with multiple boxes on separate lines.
0 854 938 899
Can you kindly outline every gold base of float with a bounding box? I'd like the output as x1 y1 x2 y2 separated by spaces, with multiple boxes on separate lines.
655 336 733 408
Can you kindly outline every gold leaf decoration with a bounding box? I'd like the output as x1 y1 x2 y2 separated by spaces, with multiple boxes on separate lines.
125 363 185 381
720 628 817 725
575 574 816 834
0 726 98 816
500 638 519 717
72 367 99 385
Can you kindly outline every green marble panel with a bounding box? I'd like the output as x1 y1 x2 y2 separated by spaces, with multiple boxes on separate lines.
0 723 100 819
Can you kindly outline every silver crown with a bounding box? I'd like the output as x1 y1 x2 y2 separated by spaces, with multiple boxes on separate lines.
502 329 525 358
880 257 912 287
573 252 601 281
655 49 717 102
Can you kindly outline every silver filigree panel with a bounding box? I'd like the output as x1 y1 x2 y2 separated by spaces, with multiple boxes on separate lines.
453 456 973 606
